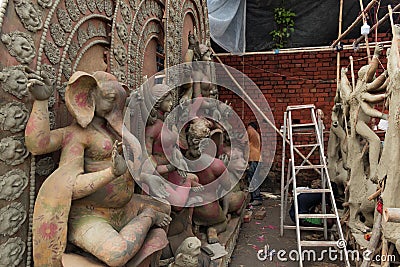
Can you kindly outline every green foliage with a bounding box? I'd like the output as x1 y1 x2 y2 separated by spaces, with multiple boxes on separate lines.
269 7 296 49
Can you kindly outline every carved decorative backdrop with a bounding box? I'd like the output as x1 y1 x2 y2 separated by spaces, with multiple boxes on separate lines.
0 0 209 266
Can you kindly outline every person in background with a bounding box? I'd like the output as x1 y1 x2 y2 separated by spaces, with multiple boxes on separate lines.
289 179 338 227
246 121 263 206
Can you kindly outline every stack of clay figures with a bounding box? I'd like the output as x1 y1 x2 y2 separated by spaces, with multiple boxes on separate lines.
24 33 248 267
327 22 400 266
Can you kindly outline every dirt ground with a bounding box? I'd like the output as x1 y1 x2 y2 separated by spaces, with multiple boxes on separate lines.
229 197 345 267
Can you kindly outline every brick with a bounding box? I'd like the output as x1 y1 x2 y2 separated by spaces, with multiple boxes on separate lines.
218 34 390 187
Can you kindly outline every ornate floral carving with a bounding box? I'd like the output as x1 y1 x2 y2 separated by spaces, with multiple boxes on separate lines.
13 0 42 32
78 27 89 46
128 53 136 73
87 22 97 38
57 82 67 101
38 0 52 8
57 9 73 33
36 157 56 176
0 202 27 236
137 7 144 26
0 66 28 99
66 0 80 21
0 169 28 201
50 23 66 47
128 0 137 9
96 0 104 13
0 136 29 166
77 0 87 14
69 41 79 59
114 44 127 66
0 102 29 133
44 41 60 64
113 68 126 83
127 0 164 88
116 22 128 43
63 58 72 80
49 111 56 129
166 0 183 68
87 0 96 12
104 0 113 17
120 1 132 24
48 95 56 108
98 23 107 37
1 31 35 64
41 64 57 85
0 237 26 267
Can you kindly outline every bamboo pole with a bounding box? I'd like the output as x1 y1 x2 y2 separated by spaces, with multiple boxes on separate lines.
367 188 382 201
360 212 382 267
336 0 344 102
374 0 381 43
350 56 355 91
331 0 378 48
383 208 400 223
381 237 388 266
214 41 392 57
212 50 321 173
354 4 400 47
359 0 371 63
382 242 394 267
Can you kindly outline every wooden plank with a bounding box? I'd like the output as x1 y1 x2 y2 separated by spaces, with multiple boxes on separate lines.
384 208 400 223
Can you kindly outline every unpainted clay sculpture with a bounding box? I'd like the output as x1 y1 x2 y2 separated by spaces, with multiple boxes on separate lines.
181 33 220 120
327 102 349 197
340 44 387 233
186 118 231 244
375 24 400 252
142 83 204 209
220 147 247 218
168 236 202 267
128 82 206 259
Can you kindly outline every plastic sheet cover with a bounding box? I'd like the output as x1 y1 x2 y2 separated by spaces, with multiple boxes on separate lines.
210 0 395 53
208 0 246 54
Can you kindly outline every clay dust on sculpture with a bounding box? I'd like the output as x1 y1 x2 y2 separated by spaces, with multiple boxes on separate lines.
19 32 275 266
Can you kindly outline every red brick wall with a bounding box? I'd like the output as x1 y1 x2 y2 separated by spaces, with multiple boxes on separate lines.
217 33 390 190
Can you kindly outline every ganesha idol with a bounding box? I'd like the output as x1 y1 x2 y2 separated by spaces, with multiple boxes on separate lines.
24 68 172 267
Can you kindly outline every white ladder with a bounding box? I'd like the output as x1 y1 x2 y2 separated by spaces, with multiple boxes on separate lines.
280 104 350 267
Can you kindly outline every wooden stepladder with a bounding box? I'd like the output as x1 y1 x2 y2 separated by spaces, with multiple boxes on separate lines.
280 104 350 267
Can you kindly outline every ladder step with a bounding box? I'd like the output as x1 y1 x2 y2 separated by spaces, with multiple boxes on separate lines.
294 165 325 170
300 240 339 247
286 104 315 111
298 214 337 219
283 225 334 232
293 143 319 148
296 188 331 194
291 123 316 128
